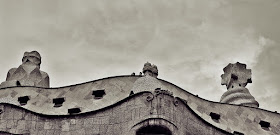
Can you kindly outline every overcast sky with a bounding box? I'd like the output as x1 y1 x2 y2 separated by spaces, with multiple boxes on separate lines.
0 0 279 112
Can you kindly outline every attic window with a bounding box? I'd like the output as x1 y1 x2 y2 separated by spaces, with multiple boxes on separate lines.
259 120 270 130
53 97 65 107
18 96 30 106
233 131 244 135
210 112 220 121
92 90 106 99
68 108 81 114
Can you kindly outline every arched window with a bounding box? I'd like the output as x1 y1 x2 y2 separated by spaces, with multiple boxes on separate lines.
136 125 172 135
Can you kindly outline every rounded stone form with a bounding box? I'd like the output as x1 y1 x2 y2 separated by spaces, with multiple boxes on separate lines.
0 51 49 88
143 62 153 74
151 65 158 77
220 87 259 108
132 75 165 93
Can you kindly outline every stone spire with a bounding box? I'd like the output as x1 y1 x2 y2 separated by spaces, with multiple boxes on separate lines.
220 62 259 107
0 51 50 88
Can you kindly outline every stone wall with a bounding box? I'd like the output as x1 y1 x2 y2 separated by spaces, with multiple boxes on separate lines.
0 92 230 135
0 76 279 134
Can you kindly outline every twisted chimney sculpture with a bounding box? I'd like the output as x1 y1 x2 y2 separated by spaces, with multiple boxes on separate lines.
220 62 259 107
0 51 49 88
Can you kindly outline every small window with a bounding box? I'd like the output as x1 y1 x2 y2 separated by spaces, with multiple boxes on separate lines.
210 112 220 121
68 108 81 114
92 90 106 99
53 97 65 107
233 131 244 135
18 96 30 106
259 120 270 130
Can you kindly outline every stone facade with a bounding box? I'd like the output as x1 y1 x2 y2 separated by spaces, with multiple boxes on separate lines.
0 52 279 135
0 91 230 135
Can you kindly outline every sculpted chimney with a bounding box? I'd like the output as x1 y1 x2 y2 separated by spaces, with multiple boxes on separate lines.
220 62 259 107
0 51 50 88
142 62 158 78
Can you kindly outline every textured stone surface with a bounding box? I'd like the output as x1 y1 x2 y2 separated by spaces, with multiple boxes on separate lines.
132 62 164 93
0 51 49 88
0 92 231 135
0 60 279 135
0 76 280 135
132 75 164 93
220 62 259 107
0 75 279 134
0 76 139 115
142 62 158 78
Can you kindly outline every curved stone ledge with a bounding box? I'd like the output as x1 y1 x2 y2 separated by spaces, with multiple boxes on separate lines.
0 75 279 135
0 76 139 115
0 92 231 135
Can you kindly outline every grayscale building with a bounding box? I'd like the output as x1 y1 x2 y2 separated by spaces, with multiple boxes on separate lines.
0 51 279 135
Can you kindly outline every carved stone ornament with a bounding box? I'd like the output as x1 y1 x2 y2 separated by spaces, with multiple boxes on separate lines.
220 62 259 107
0 51 50 88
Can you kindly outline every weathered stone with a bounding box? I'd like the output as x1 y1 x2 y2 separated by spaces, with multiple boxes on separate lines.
44 121 52 130
45 130 55 135
61 120 70 131
220 62 259 107
0 57 279 135
142 62 158 78
17 120 26 130
0 51 49 88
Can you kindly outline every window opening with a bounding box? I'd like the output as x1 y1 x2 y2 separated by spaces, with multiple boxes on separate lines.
18 96 30 106
68 108 81 114
210 112 220 121
259 120 270 130
92 90 106 99
53 97 65 107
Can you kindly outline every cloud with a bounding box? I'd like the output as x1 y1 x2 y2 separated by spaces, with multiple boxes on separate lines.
251 42 280 112
0 0 279 111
